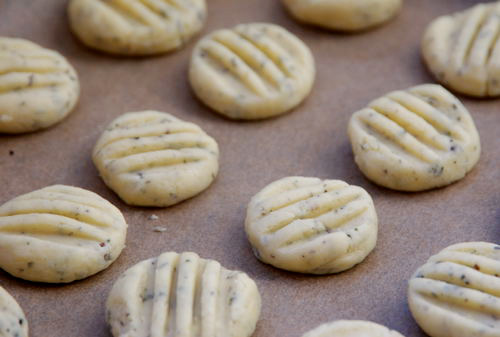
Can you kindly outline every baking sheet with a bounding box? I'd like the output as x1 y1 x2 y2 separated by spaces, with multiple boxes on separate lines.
1 0 499 336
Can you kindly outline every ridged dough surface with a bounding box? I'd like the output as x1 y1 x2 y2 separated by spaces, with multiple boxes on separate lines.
348 84 480 192
189 23 315 120
93 110 219 207
408 242 500 337
245 177 377 274
422 2 500 97
68 0 206 55
0 286 28 337
0 185 127 283
282 0 402 31
0 37 79 134
106 251 261 337
302 320 405 337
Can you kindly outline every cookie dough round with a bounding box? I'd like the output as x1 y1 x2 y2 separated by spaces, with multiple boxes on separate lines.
282 0 402 32
302 320 405 337
408 242 500 337
348 84 480 192
0 185 127 283
93 110 219 207
0 286 28 337
0 37 79 134
245 177 378 274
422 2 500 97
189 23 315 120
68 0 206 55
106 251 261 337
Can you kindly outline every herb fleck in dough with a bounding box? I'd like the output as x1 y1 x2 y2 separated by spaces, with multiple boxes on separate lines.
106 251 261 337
189 23 315 120
422 2 500 97
408 242 500 337
302 320 405 337
245 177 378 274
0 185 127 283
93 110 219 207
68 0 206 55
0 37 79 134
282 0 402 31
348 84 480 192
0 286 28 337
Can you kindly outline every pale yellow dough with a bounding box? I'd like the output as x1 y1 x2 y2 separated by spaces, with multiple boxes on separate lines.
348 84 480 192
0 286 28 337
408 242 500 337
68 0 206 55
93 110 219 207
189 23 315 120
302 320 405 337
0 185 127 283
106 251 261 337
422 2 500 97
245 177 377 274
0 37 79 134
282 0 402 31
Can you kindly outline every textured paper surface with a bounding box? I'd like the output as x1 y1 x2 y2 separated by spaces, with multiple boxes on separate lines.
0 1 499 336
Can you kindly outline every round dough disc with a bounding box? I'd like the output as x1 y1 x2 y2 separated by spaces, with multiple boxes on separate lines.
245 176 378 274
189 23 315 120
93 110 219 207
0 286 28 337
0 185 128 283
0 37 79 134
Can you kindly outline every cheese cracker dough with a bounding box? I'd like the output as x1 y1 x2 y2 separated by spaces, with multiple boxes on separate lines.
302 320 405 337
0 286 28 337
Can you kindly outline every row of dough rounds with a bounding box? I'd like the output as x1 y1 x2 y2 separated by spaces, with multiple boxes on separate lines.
2 240 497 337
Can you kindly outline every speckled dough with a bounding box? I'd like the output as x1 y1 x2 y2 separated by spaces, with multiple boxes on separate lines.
245 177 378 274
422 2 500 97
0 185 127 283
302 320 405 337
93 110 219 207
106 251 261 337
68 0 206 55
282 0 402 31
0 37 79 134
348 84 480 192
0 286 28 337
189 23 315 120
408 242 500 337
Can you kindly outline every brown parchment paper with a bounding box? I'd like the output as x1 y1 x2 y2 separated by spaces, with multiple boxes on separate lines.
1 0 499 336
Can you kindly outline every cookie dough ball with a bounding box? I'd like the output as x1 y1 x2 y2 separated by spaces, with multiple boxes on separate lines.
408 242 500 337
348 84 480 192
302 320 405 337
0 37 79 134
189 23 315 120
0 185 127 283
106 251 261 337
93 110 219 207
422 2 500 97
245 177 378 274
68 0 206 55
0 286 28 337
282 0 402 32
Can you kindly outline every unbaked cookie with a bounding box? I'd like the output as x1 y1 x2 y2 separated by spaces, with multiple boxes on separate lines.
189 23 315 120
0 286 28 337
93 110 219 207
282 0 402 32
408 242 500 337
348 84 480 191
0 37 79 134
0 185 127 283
68 0 206 55
302 320 405 337
422 2 500 97
245 177 377 274
106 251 261 337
